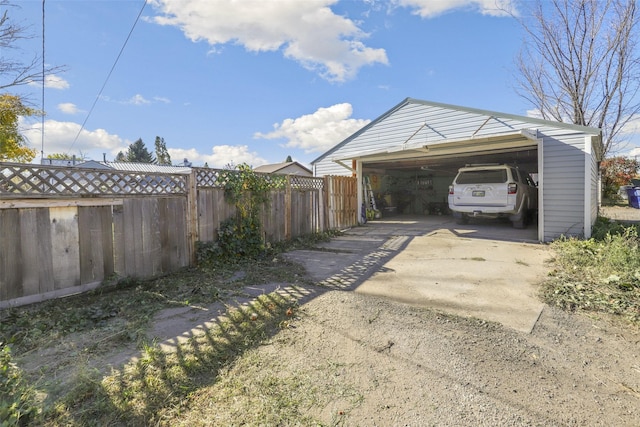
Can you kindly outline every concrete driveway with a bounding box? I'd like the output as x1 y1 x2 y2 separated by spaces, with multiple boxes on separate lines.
286 215 549 333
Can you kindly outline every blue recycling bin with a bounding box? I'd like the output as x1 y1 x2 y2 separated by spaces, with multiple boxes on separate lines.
626 187 640 209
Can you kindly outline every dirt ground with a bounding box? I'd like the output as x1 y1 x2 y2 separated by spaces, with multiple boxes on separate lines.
247 290 640 426
19 208 640 425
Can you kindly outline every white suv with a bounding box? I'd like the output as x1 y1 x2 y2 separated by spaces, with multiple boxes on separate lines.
448 164 538 229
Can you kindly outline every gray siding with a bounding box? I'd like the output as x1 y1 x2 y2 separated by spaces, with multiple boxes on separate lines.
539 132 587 241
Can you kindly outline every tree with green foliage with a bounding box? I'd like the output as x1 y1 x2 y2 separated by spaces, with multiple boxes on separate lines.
122 138 155 163
154 136 171 165
601 156 639 200
0 93 39 162
285 155 292 162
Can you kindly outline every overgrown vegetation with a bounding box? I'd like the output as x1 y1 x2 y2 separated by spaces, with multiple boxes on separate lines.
0 343 37 426
0 227 336 426
201 163 287 261
541 216 640 326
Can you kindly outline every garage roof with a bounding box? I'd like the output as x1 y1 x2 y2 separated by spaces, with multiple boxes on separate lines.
311 97 602 167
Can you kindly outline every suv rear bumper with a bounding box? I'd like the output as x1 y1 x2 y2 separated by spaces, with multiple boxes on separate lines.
450 204 517 215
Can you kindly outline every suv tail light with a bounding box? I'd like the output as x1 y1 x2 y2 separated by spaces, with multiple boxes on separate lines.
508 183 517 194
449 185 454 195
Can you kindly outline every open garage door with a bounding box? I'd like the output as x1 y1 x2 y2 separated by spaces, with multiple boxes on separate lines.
344 130 541 240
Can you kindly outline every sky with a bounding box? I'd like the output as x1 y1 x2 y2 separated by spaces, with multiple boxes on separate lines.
6 0 640 169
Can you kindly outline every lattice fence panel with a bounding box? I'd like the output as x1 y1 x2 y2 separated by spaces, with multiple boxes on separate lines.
194 168 223 188
0 163 188 197
195 167 297 191
290 175 324 190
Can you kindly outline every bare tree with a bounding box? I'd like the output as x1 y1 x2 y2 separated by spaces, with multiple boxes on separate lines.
514 0 640 159
0 1 65 91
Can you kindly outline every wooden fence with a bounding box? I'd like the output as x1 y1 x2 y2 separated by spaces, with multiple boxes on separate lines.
0 163 357 308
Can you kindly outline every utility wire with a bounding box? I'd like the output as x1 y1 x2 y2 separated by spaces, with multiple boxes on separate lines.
67 0 148 155
41 0 45 161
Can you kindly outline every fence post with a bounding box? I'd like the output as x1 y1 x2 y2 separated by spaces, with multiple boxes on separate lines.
323 175 330 231
285 175 291 240
187 169 199 266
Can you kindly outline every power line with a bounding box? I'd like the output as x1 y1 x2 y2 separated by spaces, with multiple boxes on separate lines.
67 0 148 155
41 0 45 161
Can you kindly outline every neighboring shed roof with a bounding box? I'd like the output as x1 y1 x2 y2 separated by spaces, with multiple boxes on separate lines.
76 161 192 174
254 161 312 175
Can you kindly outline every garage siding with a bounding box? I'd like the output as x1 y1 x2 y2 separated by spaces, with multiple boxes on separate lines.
539 131 588 240
591 153 599 225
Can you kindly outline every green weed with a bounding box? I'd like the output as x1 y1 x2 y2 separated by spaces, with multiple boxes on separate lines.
541 218 640 326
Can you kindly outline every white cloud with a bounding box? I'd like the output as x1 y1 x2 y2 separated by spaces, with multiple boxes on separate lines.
149 0 388 82
45 75 70 89
100 94 167 105
395 0 517 18
254 103 370 153
57 103 83 115
19 118 127 159
526 108 544 120
27 74 70 90
168 145 268 168
126 94 151 105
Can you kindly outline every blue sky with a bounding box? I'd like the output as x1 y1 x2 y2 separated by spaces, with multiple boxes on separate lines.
8 0 640 168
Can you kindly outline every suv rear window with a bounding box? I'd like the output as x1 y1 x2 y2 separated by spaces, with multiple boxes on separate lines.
455 169 507 184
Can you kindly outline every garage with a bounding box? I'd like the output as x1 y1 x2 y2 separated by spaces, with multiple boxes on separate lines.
311 98 602 242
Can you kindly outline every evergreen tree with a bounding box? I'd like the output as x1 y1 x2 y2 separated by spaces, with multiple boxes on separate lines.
115 151 126 162
285 155 293 162
124 138 156 163
154 136 172 165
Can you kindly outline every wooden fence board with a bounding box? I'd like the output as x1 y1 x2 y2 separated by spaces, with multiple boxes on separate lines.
78 206 114 284
159 198 171 271
159 197 188 271
197 189 215 242
19 209 40 297
174 197 189 269
100 206 115 278
1 209 21 300
36 208 54 294
142 198 162 276
79 207 100 284
123 199 141 276
49 207 81 290
112 204 126 276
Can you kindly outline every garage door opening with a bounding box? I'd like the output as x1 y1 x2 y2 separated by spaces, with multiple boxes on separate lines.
360 146 539 233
